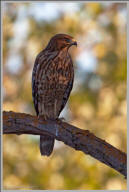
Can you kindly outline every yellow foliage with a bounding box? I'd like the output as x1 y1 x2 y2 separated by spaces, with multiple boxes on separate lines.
93 43 107 58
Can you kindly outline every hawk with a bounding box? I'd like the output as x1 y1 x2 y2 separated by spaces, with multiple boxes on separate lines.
32 34 77 156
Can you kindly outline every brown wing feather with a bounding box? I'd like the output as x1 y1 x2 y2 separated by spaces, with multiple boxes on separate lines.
58 76 74 116
32 51 44 115
57 55 74 116
32 50 59 116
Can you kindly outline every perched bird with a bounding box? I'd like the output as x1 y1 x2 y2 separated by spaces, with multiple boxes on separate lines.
32 34 77 156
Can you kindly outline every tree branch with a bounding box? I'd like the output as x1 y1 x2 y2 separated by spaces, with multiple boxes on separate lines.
3 111 126 178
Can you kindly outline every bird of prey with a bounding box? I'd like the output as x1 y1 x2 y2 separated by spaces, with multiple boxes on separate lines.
32 34 77 156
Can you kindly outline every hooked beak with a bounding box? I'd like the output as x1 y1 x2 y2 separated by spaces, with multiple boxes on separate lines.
70 39 77 47
72 41 77 46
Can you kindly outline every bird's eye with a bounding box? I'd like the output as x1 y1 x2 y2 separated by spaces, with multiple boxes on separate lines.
64 38 71 43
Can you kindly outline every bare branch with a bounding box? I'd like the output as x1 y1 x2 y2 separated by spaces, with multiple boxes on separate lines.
3 111 127 178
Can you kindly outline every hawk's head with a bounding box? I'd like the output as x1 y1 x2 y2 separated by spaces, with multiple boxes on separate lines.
46 34 77 51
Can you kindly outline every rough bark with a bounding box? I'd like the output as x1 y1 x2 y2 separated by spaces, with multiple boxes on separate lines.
3 111 127 178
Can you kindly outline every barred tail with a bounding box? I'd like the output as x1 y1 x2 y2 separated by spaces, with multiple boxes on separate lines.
40 135 55 156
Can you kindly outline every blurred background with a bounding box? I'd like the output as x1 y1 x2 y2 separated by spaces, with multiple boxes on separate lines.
3 2 127 190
